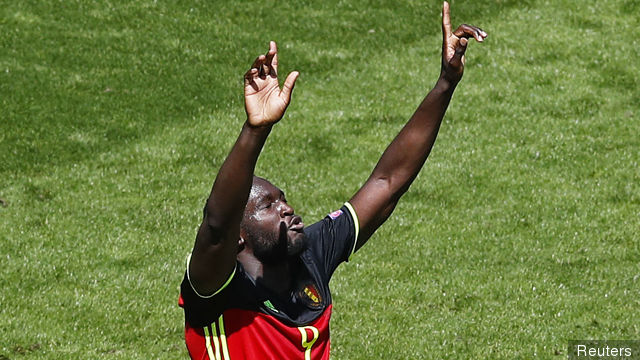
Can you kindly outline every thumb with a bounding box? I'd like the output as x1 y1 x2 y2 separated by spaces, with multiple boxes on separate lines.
450 37 468 68
281 71 299 102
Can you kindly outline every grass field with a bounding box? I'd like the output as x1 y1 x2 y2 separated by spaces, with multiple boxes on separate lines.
1 0 639 358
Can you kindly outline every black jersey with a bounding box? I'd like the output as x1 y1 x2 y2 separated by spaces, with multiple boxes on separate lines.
179 203 359 360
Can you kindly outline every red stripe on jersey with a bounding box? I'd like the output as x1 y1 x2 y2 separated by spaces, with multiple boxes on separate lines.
184 305 333 360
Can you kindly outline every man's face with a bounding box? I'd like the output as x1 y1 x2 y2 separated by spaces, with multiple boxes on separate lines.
241 177 306 264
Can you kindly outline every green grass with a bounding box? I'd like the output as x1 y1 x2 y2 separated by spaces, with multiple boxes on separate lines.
1 0 639 358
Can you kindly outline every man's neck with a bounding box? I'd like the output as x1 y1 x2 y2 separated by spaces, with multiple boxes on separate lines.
238 253 299 296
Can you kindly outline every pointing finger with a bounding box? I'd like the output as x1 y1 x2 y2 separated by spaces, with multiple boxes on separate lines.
442 1 452 44
265 41 278 77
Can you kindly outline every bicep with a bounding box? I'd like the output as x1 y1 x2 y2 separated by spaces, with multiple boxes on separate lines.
349 177 400 250
188 217 238 297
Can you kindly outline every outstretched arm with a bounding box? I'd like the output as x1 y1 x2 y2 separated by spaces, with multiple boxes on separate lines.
189 42 299 295
349 2 486 249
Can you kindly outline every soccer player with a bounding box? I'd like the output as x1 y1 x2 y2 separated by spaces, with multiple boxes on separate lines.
179 2 486 359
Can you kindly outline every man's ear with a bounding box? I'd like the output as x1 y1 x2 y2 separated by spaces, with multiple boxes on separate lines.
238 229 246 253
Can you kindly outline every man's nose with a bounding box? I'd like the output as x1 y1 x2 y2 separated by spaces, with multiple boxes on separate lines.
278 201 294 217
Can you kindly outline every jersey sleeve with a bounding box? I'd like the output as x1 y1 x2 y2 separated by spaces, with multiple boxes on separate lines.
304 202 360 279
179 254 238 328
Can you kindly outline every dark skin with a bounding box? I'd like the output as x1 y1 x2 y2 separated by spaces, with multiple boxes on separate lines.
189 2 486 297
236 177 307 295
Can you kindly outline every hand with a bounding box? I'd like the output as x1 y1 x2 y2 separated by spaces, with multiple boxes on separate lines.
244 41 299 128
441 1 487 84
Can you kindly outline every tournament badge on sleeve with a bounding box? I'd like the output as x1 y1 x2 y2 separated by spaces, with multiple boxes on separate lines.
328 209 343 220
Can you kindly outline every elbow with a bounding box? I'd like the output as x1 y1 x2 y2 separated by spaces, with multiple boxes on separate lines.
371 173 410 203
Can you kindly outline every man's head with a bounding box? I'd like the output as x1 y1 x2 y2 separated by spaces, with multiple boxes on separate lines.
239 176 306 264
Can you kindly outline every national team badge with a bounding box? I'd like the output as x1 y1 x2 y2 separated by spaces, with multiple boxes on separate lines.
328 209 343 220
299 283 323 308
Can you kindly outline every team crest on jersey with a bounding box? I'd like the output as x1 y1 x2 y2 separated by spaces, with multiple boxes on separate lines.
299 283 323 308
328 209 343 220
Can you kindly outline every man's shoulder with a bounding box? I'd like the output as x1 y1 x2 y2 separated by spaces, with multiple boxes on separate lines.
180 263 257 327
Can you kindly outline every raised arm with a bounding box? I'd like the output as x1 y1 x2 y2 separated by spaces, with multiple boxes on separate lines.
349 2 486 249
189 41 299 295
